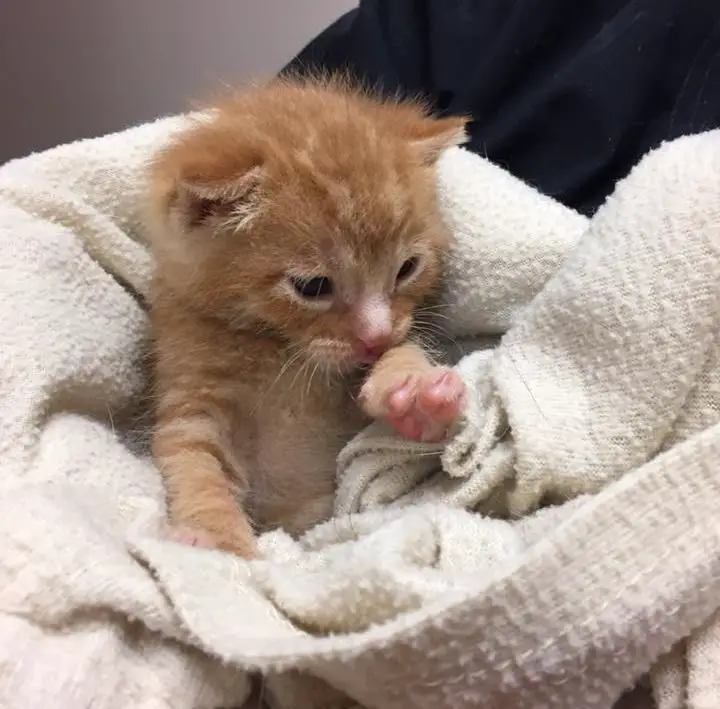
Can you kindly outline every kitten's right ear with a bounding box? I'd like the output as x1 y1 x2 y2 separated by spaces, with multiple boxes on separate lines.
151 125 265 233
176 165 264 230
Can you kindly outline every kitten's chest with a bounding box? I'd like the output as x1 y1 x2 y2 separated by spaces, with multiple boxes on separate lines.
236 376 368 532
255 398 362 475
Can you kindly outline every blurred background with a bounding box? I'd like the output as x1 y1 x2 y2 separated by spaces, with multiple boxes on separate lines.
0 0 354 163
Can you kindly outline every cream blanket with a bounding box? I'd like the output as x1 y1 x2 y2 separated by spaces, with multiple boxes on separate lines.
1 115 719 709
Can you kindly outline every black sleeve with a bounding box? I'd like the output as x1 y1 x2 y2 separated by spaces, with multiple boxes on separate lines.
285 0 720 216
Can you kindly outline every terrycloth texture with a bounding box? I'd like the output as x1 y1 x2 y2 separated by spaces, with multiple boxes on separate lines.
1 116 720 709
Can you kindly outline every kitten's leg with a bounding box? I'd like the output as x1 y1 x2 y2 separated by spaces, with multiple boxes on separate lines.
359 342 465 442
153 402 257 558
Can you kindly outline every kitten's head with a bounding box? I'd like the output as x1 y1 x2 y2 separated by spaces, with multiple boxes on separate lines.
148 75 466 371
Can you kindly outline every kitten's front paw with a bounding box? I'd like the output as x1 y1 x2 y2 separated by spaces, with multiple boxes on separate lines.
361 367 465 443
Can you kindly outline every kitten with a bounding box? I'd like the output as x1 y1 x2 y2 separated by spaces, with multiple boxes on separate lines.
146 76 466 557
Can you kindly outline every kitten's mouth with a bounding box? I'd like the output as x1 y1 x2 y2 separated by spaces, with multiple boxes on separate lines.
353 337 404 366
355 349 383 365
320 351 379 373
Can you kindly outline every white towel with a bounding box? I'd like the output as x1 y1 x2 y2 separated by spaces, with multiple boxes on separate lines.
1 115 720 709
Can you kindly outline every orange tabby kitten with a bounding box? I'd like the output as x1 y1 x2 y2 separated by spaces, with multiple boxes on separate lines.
147 76 466 557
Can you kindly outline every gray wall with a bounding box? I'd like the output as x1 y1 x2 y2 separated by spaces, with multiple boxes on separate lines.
0 0 355 163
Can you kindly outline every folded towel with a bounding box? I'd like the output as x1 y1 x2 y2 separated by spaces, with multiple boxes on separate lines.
1 114 720 709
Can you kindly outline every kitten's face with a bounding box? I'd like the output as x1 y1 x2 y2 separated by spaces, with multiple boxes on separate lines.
230 197 445 371
194 166 448 372
149 78 466 372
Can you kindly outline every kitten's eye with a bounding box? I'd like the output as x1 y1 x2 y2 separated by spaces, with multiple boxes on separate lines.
291 276 333 299
396 257 419 282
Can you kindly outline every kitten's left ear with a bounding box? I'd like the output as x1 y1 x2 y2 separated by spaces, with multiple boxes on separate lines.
411 116 468 165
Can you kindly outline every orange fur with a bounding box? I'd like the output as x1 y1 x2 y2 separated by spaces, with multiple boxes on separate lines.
146 75 466 557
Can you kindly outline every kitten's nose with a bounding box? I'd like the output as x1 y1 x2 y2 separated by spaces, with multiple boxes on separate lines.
352 297 394 363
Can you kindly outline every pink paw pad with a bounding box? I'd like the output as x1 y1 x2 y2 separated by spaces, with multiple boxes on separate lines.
385 368 465 443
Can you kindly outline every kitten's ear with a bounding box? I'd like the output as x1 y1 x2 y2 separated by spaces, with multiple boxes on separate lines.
151 126 266 232
177 165 264 230
410 116 468 165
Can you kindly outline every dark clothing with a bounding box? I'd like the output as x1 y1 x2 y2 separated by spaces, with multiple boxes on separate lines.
286 0 720 215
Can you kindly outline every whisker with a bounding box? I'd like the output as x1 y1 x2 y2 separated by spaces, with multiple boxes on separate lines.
416 310 451 322
410 325 448 347
251 346 306 414
412 322 453 339
412 317 454 338
289 356 310 400
415 303 452 320
305 360 320 401
105 403 117 437
415 302 450 312
412 322 463 355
